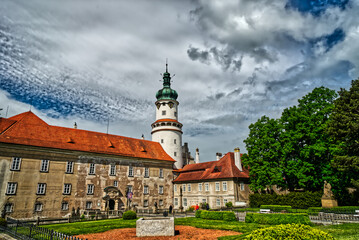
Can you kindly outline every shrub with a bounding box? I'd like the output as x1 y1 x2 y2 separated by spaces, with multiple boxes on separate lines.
187 206 195 212
244 224 334 240
200 210 237 221
222 212 237 221
200 202 209 210
260 205 292 212
0 218 7 227
225 201 233 208
323 206 359 214
245 213 311 225
80 214 85 221
308 207 323 215
234 208 260 213
123 210 137 220
195 210 202 218
249 191 322 209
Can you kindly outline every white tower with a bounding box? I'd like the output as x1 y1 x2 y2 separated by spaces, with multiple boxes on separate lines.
151 64 183 169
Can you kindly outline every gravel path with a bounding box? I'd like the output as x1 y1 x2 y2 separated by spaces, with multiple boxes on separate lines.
76 226 241 240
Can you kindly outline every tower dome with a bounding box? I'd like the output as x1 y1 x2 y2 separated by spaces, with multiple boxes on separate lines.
156 66 178 101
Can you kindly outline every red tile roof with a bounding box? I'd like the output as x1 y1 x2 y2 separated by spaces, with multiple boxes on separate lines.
0 111 175 162
173 152 249 182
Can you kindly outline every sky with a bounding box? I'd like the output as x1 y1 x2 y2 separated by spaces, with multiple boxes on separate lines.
0 0 357 162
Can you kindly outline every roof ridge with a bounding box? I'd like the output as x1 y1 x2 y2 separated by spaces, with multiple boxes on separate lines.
0 112 30 135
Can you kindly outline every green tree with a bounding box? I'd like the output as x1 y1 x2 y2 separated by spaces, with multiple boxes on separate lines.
328 79 359 194
280 87 337 191
242 116 285 192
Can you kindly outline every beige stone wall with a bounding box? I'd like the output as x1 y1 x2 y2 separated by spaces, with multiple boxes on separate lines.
173 179 249 210
0 143 173 219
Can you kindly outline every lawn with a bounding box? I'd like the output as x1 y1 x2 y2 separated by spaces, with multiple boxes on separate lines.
42 217 359 240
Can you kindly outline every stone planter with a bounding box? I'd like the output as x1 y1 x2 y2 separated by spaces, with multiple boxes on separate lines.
136 217 175 237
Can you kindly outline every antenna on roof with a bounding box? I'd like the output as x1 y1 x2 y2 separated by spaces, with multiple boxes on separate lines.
141 134 144 140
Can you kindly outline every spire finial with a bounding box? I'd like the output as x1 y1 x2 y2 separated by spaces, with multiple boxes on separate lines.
166 58 168 73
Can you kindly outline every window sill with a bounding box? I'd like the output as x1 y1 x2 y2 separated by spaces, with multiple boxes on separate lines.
63 193 71 195
65 172 73 174
36 193 46 195
5 193 16 195
40 171 49 173
87 193 94 195
10 169 20 172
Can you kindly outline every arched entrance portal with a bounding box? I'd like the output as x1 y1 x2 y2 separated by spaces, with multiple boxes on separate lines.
102 186 124 212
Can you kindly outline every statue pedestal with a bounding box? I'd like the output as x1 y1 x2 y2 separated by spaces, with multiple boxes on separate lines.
321 198 338 208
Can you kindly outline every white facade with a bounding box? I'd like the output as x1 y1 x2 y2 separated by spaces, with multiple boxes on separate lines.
151 99 183 169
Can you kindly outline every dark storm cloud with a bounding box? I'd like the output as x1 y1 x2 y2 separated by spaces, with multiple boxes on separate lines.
187 46 210 63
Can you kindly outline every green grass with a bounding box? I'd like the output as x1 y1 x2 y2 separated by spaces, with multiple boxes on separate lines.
42 218 137 235
40 217 359 240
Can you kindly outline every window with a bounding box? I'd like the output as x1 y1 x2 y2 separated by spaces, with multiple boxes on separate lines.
114 180 118 187
182 184 186 192
144 200 148 207
66 161 73 173
202 199 206 203
198 183 202 192
216 199 221 206
87 184 94 195
34 203 43 212
224 199 228 205
162 110 166 115
205 183 209 192
183 198 187 207
174 152 177 157
159 168 163 178
222 182 227 191
6 182 17 195
144 185 149 194
127 185 133 193
40 160 49 172
110 164 116 176
86 201 92 209
63 183 72 195
159 186 164 194
128 166 134 177
240 182 245 191
161 139 164 143
5 203 13 213
187 184 191 192
174 112 177 117
144 167 149 177
174 139 176 144
89 163 95 175
215 182 220 191
174 184 177 192
159 199 163 206
10 157 21 171
61 202 69 211
174 198 178 206
37 183 46 195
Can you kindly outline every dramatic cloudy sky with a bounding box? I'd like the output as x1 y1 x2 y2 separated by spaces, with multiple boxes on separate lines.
0 0 357 162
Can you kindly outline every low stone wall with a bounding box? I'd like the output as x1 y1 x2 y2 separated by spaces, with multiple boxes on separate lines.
136 217 175 237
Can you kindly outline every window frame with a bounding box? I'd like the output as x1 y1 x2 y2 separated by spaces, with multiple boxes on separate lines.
128 166 134 177
6 182 17 195
5 203 13 213
159 168 163 178
127 185 133 193
159 185 164 194
215 182 220 191
86 201 93 209
174 139 176 144
205 183 209 192
222 181 227 191
10 157 21 171
144 185 149 195
174 198 178 206
63 183 72 195
89 163 96 175
174 152 177 157
114 180 118 187
144 200 149 207
144 167 149 178
34 202 43 212
110 164 116 176
40 159 49 172
61 202 69 211
87 184 94 195
216 198 221 206
174 184 177 192
240 182 245 191
198 183 202 192
182 184 186 192
37 183 47 195
66 161 74 174
183 198 187 207
162 110 166 116
187 184 191 192
159 199 163 206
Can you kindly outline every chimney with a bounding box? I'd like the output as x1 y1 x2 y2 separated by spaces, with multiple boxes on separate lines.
141 134 145 140
216 152 222 161
195 148 200 164
234 148 243 171
74 122 77 129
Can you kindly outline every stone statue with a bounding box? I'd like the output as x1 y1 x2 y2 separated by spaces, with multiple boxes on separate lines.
321 181 338 208
323 181 333 199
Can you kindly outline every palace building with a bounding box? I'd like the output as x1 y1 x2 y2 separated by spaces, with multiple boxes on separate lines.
173 148 250 210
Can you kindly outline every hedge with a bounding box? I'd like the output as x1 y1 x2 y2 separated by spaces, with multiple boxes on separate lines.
123 210 137 220
195 210 202 218
249 191 322 209
0 218 6 227
200 210 237 221
245 213 311 225
260 205 292 212
244 224 334 240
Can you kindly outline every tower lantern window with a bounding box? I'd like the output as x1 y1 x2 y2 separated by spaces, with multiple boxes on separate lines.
162 110 166 116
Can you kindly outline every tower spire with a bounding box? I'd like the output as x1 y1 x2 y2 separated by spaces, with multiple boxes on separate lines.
166 58 168 73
